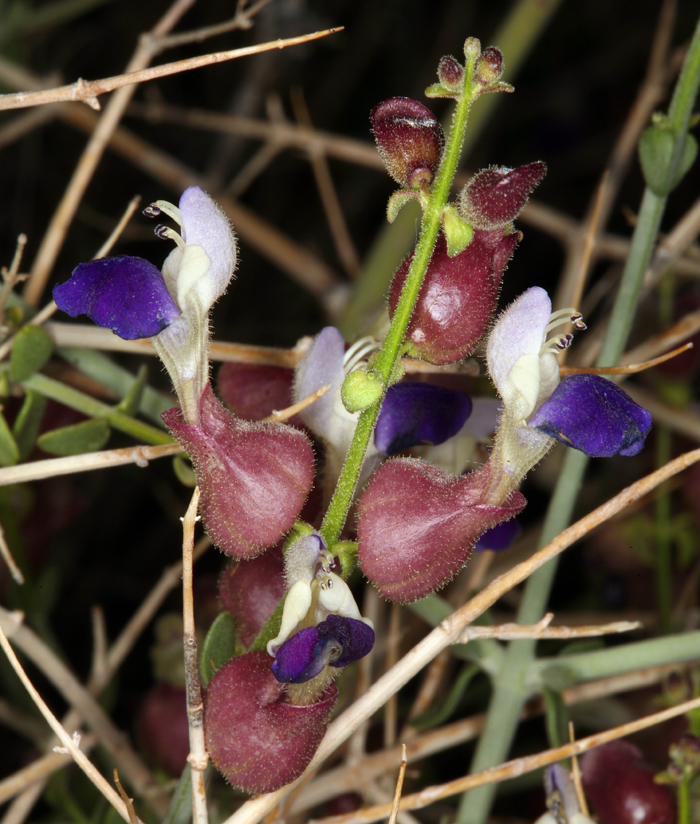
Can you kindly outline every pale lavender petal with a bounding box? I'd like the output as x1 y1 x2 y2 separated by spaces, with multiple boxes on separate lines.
179 186 237 300
486 286 551 396
375 382 472 455
294 327 346 436
53 255 180 340
528 374 652 457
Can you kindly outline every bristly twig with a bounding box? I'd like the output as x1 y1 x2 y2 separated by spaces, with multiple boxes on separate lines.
181 488 209 824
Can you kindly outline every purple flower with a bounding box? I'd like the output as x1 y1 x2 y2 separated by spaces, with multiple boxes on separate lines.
294 327 474 478
54 186 236 423
529 373 652 457
267 532 374 681
272 615 375 683
375 382 472 456
483 287 651 503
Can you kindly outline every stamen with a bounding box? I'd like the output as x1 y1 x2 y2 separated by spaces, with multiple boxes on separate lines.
343 336 380 375
154 225 186 251
144 199 182 226
540 307 585 356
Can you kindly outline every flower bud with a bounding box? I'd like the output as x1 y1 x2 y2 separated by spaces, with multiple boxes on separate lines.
218 545 286 648
475 46 504 86
357 459 525 602
163 384 314 559
370 97 445 190
341 368 384 414
204 651 336 793
458 162 546 230
580 740 676 824
389 230 518 365
437 56 464 91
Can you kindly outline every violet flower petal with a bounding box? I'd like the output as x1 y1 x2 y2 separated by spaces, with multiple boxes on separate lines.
528 374 652 457
375 382 472 456
53 255 180 340
474 517 522 551
272 616 375 683
320 615 375 667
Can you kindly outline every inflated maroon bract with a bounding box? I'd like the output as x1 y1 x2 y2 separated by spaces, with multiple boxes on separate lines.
163 384 314 559
458 162 546 230
389 230 518 364
204 651 337 793
357 459 526 602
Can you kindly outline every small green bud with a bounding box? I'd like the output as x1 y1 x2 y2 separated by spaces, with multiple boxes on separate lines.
638 121 698 195
341 368 384 413
463 37 481 65
442 205 474 256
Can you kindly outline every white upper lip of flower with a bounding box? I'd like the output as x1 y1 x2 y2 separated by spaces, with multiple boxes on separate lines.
486 286 563 423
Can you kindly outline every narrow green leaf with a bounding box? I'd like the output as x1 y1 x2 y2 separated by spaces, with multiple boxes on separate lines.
543 687 569 749
37 418 110 456
12 390 48 459
115 364 148 416
410 664 480 730
173 456 196 487
200 611 238 686
0 410 20 466
10 325 54 383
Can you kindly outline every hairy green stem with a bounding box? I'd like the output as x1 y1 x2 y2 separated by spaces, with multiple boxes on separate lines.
23 372 174 445
320 55 479 547
337 0 564 340
459 15 700 823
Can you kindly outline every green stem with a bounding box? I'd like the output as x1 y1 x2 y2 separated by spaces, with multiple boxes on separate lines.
459 15 700 823
678 775 690 824
320 57 479 547
23 372 174 445
527 631 700 687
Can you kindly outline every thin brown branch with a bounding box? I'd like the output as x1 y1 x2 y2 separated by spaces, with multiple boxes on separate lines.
291 661 695 814
309 694 700 824
22 0 196 307
0 607 162 805
291 87 361 278
0 30 342 113
0 622 134 823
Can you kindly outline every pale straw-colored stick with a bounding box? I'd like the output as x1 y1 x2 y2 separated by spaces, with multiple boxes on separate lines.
23 0 196 307
292 660 696 814
0 385 328 487
181 488 209 824
312 694 700 824
226 446 700 824
0 607 159 803
0 30 342 113
0 623 135 822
